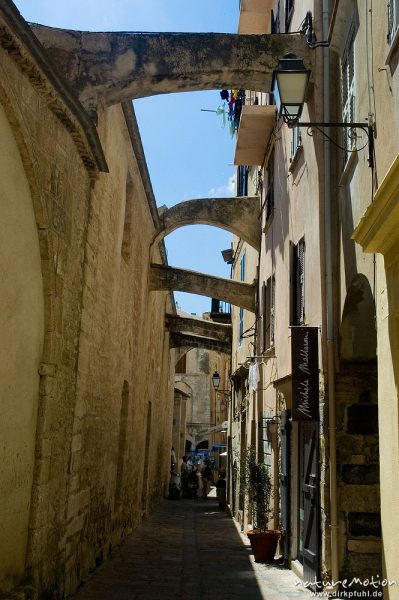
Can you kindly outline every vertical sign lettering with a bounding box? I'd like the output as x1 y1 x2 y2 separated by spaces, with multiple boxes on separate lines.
291 327 319 421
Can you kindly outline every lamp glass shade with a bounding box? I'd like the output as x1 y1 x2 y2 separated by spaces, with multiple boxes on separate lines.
275 71 309 106
212 371 221 390
272 54 310 123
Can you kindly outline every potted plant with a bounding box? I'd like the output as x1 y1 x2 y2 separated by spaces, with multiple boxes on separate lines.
241 446 280 562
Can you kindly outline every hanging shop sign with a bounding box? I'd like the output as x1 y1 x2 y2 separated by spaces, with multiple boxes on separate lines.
291 326 319 421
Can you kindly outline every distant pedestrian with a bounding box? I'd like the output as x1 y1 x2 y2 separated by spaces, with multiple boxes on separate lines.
202 461 213 499
171 446 177 472
216 471 227 509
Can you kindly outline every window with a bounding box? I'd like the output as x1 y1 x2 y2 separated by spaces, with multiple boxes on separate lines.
239 307 244 344
265 150 274 222
342 27 355 166
285 0 294 31
271 2 280 33
388 0 399 44
291 238 305 326
262 275 275 352
240 252 246 282
291 126 302 160
239 253 246 344
237 165 248 197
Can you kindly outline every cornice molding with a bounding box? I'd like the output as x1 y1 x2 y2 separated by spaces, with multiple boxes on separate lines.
352 154 399 258
0 2 108 176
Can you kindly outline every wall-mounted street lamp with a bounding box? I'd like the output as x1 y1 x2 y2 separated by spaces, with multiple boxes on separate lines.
211 371 231 397
212 370 221 390
272 53 311 125
272 53 374 168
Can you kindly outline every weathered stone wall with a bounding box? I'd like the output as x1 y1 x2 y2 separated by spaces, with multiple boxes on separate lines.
0 101 44 594
0 10 174 598
335 364 381 583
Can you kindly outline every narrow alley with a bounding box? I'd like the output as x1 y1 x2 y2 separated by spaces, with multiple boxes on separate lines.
69 491 313 600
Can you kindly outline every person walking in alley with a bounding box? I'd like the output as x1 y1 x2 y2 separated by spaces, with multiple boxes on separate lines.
215 471 227 509
202 460 213 499
170 446 177 472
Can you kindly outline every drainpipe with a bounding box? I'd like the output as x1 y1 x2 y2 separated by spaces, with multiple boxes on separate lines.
323 0 339 588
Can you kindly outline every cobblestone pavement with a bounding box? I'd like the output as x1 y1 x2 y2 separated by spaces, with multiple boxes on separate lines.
70 490 314 600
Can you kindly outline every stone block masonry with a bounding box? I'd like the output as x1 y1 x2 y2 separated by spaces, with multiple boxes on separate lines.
0 6 175 597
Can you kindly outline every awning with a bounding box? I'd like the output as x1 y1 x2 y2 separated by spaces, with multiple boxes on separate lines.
238 0 273 34
234 105 276 166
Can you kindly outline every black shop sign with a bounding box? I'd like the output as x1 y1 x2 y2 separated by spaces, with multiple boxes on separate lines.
291 326 319 421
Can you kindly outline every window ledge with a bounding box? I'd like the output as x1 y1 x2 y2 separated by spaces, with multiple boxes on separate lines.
289 144 303 173
262 346 275 358
263 212 274 234
339 149 358 186
386 26 399 65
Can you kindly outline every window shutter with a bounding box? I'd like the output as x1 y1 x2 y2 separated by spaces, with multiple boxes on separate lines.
290 242 296 326
266 151 274 221
261 282 267 352
270 275 276 345
265 278 271 350
297 239 305 324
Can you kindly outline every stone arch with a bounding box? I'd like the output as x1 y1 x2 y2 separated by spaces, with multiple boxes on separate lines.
0 91 47 590
153 196 260 251
340 273 376 362
31 27 311 111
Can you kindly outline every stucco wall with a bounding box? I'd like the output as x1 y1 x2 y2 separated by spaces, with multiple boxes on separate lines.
0 103 44 591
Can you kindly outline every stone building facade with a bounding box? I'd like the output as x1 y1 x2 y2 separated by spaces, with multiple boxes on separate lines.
0 3 175 597
230 0 399 597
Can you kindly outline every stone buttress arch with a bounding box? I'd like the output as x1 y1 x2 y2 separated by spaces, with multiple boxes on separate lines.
153 196 260 251
31 26 312 112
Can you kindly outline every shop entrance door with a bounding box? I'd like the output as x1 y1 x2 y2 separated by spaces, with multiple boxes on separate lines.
298 422 319 585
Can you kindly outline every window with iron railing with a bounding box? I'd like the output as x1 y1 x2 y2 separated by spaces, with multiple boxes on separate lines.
388 0 399 44
211 298 231 315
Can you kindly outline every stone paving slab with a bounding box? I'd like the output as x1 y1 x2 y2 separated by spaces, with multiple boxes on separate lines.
70 491 314 600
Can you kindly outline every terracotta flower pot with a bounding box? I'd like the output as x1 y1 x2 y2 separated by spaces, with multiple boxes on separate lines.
247 529 281 563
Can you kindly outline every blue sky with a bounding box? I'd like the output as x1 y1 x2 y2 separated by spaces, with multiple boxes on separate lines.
14 0 239 315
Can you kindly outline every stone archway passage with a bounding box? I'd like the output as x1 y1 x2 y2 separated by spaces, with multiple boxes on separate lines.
154 196 260 250
150 264 256 313
31 26 311 112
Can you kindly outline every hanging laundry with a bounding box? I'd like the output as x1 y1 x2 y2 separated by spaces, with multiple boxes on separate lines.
220 89 229 101
228 90 236 112
216 103 227 127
